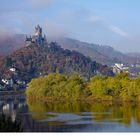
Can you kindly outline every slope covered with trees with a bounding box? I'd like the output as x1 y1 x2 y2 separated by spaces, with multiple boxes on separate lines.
0 55 7 78
1 43 113 82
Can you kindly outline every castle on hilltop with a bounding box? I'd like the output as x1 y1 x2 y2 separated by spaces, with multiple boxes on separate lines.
25 25 47 46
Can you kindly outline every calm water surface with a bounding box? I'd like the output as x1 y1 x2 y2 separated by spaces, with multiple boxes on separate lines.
1 97 140 132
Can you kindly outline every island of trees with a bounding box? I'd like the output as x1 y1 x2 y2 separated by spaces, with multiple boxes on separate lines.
26 73 140 102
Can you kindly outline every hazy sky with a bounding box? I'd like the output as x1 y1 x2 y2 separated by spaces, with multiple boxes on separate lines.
0 0 140 52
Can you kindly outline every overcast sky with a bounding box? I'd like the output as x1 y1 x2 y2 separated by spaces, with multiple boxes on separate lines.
0 0 140 52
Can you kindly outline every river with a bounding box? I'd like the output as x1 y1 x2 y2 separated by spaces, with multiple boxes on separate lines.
1 95 140 132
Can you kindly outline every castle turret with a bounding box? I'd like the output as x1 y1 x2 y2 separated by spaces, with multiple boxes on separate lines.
25 25 47 47
34 25 42 37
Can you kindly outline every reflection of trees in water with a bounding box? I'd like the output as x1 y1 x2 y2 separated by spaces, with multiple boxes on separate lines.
27 100 91 119
133 103 140 123
110 103 132 125
90 102 112 121
92 102 140 125
27 100 140 125
27 101 51 120
121 103 132 125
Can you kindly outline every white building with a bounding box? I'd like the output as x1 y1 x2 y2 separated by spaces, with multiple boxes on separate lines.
113 63 129 74
2 79 14 87
9 68 16 72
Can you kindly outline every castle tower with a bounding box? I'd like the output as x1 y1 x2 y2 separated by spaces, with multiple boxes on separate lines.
25 25 47 47
34 25 42 37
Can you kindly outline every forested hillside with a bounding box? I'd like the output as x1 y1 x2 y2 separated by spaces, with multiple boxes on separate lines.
0 43 114 82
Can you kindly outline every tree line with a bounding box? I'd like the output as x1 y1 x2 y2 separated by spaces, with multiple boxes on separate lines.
26 73 140 102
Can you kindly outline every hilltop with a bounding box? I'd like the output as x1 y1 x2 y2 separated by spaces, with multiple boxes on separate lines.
1 43 113 83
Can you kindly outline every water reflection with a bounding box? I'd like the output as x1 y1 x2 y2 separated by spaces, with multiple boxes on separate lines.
0 99 27 122
1 98 140 132
26 100 140 132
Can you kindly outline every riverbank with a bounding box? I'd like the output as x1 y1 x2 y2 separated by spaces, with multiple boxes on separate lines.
0 90 25 95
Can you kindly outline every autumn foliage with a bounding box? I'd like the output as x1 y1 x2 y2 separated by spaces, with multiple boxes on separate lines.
26 73 140 102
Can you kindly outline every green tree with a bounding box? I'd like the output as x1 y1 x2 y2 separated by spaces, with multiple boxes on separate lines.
88 76 110 99
26 73 88 101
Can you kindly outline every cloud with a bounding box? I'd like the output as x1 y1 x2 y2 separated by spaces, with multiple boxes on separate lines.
85 14 129 39
109 25 129 38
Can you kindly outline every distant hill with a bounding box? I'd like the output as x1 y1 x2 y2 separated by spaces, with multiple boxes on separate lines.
53 38 139 66
0 34 25 55
0 43 113 81
0 34 139 66
126 52 140 60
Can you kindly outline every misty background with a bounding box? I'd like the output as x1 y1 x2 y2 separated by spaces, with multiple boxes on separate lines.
0 0 140 53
